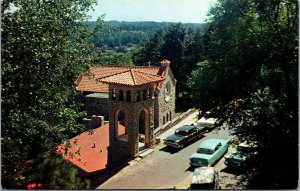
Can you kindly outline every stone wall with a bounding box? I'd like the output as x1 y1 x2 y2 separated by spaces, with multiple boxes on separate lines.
154 108 197 137
85 93 109 117
155 67 176 128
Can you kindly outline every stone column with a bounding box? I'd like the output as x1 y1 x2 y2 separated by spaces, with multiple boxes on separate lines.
109 87 114 99
123 91 127 102
127 108 139 157
115 89 120 101
131 91 137 102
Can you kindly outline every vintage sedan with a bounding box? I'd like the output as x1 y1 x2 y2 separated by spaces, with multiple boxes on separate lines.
224 141 258 168
163 125 205 148
189 138 230 166
189 167 220 189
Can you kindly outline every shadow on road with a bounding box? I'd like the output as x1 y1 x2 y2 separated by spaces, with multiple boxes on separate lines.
159 146 181 154
185 165 196 172
89 162 129 189
220 166 245 176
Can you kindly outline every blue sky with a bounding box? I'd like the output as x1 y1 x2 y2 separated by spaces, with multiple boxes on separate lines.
88 0 218 23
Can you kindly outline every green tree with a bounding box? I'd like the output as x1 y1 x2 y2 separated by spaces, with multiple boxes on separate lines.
132 24 205 99
131 30 164 66
29 153 90 189
160 23 186 96
1 0 97 188
189 0 298 188
181 31 205 96
98 51 134 65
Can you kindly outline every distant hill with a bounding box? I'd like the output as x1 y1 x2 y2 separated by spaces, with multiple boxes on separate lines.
88 20 206 32
87 21 207 52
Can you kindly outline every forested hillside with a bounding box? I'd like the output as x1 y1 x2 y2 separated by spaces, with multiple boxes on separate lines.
87 20 206 52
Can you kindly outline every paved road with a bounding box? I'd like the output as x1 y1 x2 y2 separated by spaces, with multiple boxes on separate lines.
97 111 243 189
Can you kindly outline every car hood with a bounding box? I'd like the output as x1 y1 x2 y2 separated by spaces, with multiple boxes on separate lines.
189 153 212 160
225 151 248 161
165 134 185 142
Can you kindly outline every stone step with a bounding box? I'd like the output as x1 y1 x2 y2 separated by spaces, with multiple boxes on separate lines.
138 142 146 151
138 148 154 158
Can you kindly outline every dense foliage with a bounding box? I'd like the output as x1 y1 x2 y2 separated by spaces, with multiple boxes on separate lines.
188 0 298 188
1 0 97 188
87 20 205 52
131 23 206 97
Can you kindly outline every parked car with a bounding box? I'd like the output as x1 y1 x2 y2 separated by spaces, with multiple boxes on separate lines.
196 117 217 133
224 141 258 168
163 125 205 148
189 138 230 166
189 167 220 189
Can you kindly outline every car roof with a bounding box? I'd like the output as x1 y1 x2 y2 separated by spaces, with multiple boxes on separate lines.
177 125 194 131
192 167 215 184
198 138 227 150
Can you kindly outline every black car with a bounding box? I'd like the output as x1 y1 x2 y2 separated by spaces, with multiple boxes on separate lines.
163 125 204 148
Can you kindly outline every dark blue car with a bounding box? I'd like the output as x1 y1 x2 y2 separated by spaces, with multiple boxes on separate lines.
163 125 205 148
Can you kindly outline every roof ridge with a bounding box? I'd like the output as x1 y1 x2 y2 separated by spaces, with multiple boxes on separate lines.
93 65 160 69
133 69 164 78
74 73 83 86
130 68 137 85
96 68 131 81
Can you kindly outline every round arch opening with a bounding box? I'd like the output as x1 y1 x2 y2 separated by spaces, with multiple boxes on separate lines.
138 108 150 149
115 109 128 142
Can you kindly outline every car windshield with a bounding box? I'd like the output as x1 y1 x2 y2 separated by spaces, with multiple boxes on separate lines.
175 130 188 136
197 148 214 155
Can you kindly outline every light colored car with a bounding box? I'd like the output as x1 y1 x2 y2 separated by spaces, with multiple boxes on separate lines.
224 141 258 168
196 116 217 132
189 138 230 166
189 167 220 189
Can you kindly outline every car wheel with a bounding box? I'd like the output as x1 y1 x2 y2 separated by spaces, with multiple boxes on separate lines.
180 144 184 148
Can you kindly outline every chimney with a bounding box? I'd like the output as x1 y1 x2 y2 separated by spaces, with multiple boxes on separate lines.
83 115 104 130
160 59 170 68
82 118 92 129
91 115 104 129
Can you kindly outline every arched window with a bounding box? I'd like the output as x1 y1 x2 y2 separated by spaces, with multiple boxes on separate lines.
115 110 128 142
169 111 172 120
126 90 131 102
166 113 169 122
143 89 148 100
119 89 124 101
164 82 171 102
163 116 166 124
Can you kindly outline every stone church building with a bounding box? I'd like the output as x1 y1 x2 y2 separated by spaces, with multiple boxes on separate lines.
75 59 176 164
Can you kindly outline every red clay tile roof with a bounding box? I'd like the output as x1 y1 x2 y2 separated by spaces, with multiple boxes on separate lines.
75 66 166 92
97 68 165 86
56 124 125 173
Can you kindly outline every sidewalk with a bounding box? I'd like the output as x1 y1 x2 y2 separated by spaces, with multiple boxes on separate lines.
157 110 199 140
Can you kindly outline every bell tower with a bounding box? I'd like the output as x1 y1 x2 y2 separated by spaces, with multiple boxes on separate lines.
97 68 164 165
